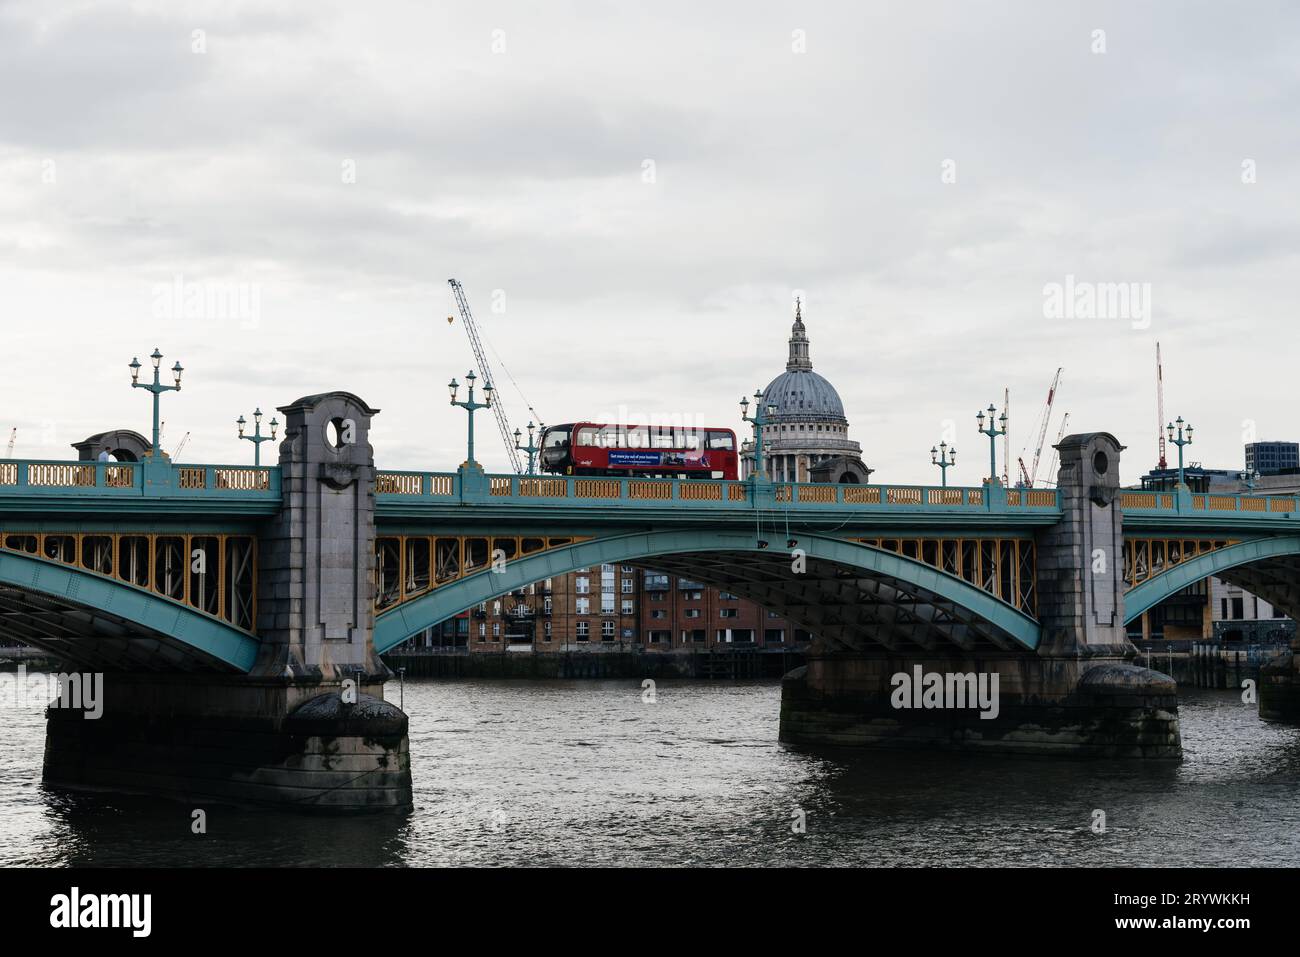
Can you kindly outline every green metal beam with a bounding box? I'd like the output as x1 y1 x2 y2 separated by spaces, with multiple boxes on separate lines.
1123 535 1300 624
0 550 260 672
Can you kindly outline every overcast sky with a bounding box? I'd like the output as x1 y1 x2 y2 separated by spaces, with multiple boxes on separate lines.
3 0 1298 485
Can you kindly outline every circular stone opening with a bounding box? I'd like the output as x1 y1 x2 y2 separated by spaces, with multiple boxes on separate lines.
1093 450 1109 475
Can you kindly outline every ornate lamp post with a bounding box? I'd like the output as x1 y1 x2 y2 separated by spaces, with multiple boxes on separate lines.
130 348 184 458
740 390 777 480
237 408 279 466
514 421 543 475
1239 468 1260 492
449 370 494 468
976 402 1008 485
1167 417 1194 489
931 441 956 486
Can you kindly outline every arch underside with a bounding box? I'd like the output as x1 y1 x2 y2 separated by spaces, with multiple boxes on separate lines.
633 551 1033 653
1124 535 1300 624
0 552 257 673
374 532 1041 654
1217 557 1300 621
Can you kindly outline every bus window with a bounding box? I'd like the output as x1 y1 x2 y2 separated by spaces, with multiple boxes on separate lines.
576 426 598 447
706 431 735 450
625 427 649 449
651 427 674 449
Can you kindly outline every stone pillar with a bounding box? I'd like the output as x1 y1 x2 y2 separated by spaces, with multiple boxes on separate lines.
1036 432 1132 656
255 391 387 682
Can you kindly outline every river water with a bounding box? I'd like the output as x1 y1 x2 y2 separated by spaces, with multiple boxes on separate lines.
2 677 1299 867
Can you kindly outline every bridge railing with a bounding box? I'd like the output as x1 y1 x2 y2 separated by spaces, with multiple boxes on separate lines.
1121 490 1300 517
0 459 280 500
374 471 1064 511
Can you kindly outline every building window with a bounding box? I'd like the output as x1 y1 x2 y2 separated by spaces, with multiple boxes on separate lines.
652 592 666 601
622 566 635 573
651 609 667 620
1232 597 1244 620
493 601 501 616
478 623 486 637
601 620 615 639
765 629 785 643
576 577 590 594
720 608 738 619
576 621 589 640
685 609 701 619
601 596 615 614
768 610 780 618
622 599 635 615
649 630 671 644
621 578 634 593
576 597 590 615
719 592 738 601
544 621 553 640
492 622 500 639
544 598 553 614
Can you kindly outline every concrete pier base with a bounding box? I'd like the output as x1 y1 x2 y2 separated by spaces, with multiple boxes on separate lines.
43 674 412 813
779 653 1181 759
1259 651 1300 723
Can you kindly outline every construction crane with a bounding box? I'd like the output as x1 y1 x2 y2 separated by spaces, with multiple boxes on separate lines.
5 428 14 458
447 279 524 474
1023 367 1063 487
171 431 191 460
1155 342 1167 469
1043 413 1070 486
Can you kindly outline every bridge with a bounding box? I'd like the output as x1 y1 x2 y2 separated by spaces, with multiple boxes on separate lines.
6 391 1300 811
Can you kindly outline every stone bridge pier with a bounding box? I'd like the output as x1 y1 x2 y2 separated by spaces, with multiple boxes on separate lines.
780 433 1182 758
43 392 412 812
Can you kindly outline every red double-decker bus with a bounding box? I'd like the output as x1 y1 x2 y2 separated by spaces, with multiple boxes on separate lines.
539 422 739 480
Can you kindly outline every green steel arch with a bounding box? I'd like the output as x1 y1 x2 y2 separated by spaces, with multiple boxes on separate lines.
373 529 1042 653
1124 534 1300 624
0 549 260 672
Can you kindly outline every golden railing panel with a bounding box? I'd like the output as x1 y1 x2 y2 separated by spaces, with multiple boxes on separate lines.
429 474 454 495
927 488 964 505
1270 497 1297 512
178 467 206 489
727 484 748 501
774 485 792 502
576 479 620 499
27 464 95 487
967 489 983 506
104 465 135 488
677 482 719 501
1120 492 1157 509
0 463 19 486
1241 497 1265 512
796 485 837 503
490 477 513 496
376 472 422 495
842 486 881 504
1208 496 1238 511
631 481 674 500
886 487 922 505
1026 490 1057 507
519 478 567 497
215 468 270 491
1006 490 1021 506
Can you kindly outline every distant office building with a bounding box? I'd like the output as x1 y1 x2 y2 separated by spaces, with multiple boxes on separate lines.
1245 441 1299 476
